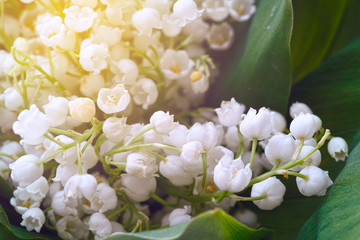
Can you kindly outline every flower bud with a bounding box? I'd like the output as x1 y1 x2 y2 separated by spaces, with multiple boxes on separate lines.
289 102 313 118
240 107 272 140
89 212 112 239
264 134 296 165
289 113 317 140
64 174 97 201
180 141 204 177
296 166 333 196
3 87 24 111
132 8 162 36
68 97 96 122
251 177 286 210
327 137 348 161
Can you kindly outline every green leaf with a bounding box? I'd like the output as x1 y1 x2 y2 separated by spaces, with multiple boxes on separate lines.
105 208 273 240
211 0 293 114
291 36 360 142
291 0 348 83
327 0 360 57
297 140 360 239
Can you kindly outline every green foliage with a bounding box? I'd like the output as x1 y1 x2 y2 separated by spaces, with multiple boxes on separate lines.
105 208 273 240
212 0 293 114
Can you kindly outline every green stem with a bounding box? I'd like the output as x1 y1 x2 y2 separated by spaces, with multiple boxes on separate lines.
0 152 16 161
48 128 82 138
249 138 257 169
44 133 64 147
107 143 181 156
108 161 127 171
21 70 29 109
271 159 281 170
107 204 129 221
213 190 229 204
201 152 207 193
143 150 167 162
124 125 154 147
229 194 266 202
150 192 178 208
77 144 83 175
235 125 245 158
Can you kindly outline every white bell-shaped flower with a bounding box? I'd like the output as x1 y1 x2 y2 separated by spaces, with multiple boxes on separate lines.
240 107 272 140
327 137 348 162
163 124 188 149
93 25 124 46
160 155 193 186
213 154 252 192
289 102 313 118
97 84 130 114
90 183 118 213
64 6 97 32
36 15 66 47
52 164 78 186
20 208 45 233
132 8 162 36
226 0 256 22
183 18 210 43
215 98 245 127
56 216 89 240
131 78 158 109
43 96 69 127
202 0 229 22
89 212 112 240
150 111 176 134
162 13 182 37
206 22 234 50
289 113 317 140
68 97 96 122
180 141 204 177
79 39 109 73
160 49 194 80
126 152 158 179
3 87 24 111
51 191 78 216
10 188 40 215
111 58 139 85
296 166 333 196
169 205 192 226
264 134 296 165
64 174 97 201
17 176 49 202
103 117 129 143
298 145 321 167
173 0 203 26
270 110 287 132
10 154 44 188
121 174 156 202
0 140 23 164
251 177 286 210
187 122 220 150
12 105 50 145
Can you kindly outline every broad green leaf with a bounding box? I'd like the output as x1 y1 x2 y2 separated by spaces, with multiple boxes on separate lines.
291 36 360 142
297 141 360 239
0 177 14 199
291 0 348 83
105 208 273 240
327 0 360 57
211 0 293 114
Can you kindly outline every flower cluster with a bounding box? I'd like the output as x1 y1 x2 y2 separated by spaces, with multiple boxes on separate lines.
0 0 349 239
